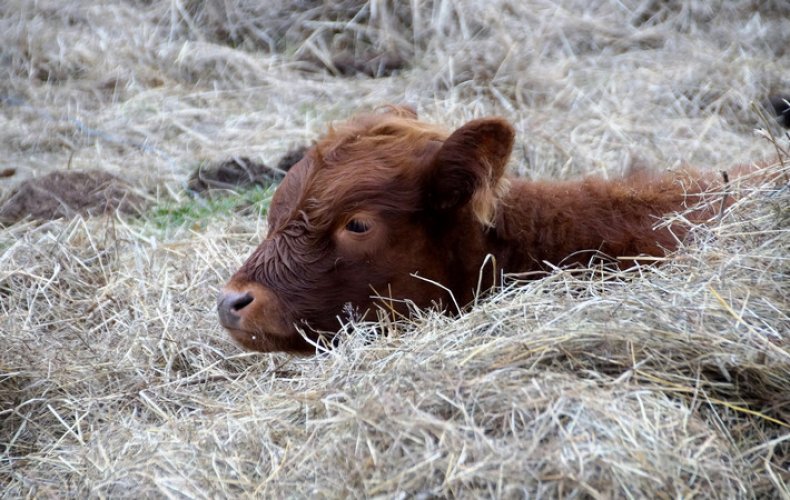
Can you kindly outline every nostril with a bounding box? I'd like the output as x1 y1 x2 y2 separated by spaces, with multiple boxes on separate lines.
230 293 254 311
218 291 255 328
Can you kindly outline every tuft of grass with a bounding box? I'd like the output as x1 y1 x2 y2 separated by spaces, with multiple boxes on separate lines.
145 185 275 231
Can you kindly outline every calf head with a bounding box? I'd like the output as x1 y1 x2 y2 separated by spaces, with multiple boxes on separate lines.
219 108 515 352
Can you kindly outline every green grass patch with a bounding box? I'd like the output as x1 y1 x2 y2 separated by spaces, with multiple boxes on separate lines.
145 185 275 231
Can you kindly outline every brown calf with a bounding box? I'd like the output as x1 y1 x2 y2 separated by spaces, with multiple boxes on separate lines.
219 107 728 353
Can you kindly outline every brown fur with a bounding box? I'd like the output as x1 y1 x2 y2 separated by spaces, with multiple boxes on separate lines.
219 107 728 353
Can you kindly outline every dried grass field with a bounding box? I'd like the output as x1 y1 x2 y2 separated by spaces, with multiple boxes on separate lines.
1 0 789 497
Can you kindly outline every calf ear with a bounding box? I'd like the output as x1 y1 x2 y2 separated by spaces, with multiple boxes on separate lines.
425 118 515 223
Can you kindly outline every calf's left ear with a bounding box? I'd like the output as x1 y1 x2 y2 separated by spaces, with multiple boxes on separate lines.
424 118 515 224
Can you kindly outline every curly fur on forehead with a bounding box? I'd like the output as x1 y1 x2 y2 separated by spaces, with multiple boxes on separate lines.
298 110 451 226
316 108 449 162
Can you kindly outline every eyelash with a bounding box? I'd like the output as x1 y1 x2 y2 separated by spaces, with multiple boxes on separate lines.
345 219 369 233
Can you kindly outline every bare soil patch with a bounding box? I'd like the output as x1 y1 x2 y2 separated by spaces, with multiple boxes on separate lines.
275 145 307 172
187 156 283 194
0 169 144 224
768 94 790 128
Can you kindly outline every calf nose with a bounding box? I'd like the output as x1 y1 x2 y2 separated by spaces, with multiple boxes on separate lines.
217 291 254 328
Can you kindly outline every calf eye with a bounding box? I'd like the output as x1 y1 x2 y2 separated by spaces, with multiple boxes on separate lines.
345 219 369 233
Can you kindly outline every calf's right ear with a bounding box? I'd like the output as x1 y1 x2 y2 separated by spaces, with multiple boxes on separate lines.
423 117 515 224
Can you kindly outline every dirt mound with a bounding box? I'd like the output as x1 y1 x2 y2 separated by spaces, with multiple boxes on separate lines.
767 95 790 128
186 150 305 196
187 156 283 193
276 146 307 172
0 169 145 225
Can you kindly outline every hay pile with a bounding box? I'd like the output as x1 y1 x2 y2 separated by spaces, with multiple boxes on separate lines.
1 0 788 497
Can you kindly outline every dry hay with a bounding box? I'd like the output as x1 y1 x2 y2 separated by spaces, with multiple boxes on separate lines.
1 0 789 498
